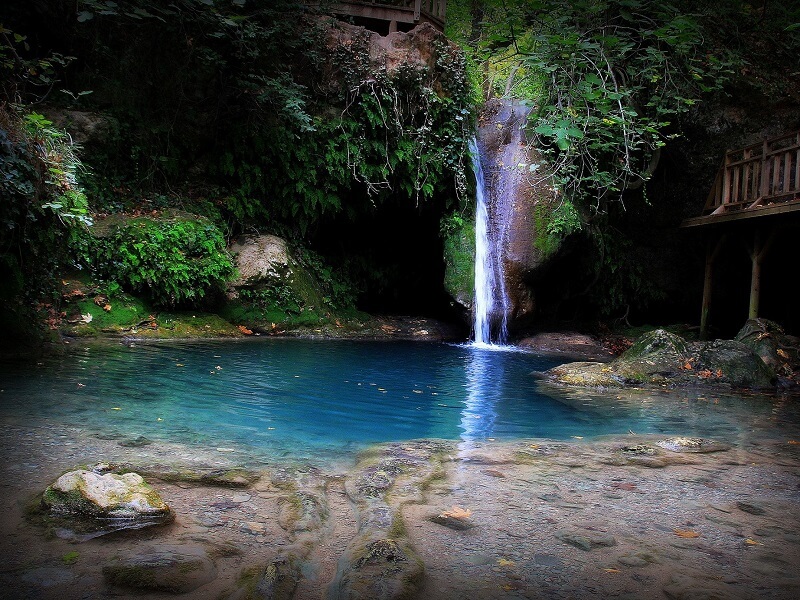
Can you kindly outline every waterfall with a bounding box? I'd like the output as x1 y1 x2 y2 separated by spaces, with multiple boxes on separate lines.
471 137 509 346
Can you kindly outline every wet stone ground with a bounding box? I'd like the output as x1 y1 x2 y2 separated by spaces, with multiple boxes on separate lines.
1 420 800 599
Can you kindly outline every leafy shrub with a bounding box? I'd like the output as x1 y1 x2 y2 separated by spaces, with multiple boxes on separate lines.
88 212 234 307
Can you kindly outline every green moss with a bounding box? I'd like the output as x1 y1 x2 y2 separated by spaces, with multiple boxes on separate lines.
442 214 475 305
103 565 158 590
533 204 560 259
388 513 408 539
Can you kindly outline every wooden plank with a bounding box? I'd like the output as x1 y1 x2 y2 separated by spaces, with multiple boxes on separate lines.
785 151 793 193
796 148 800 195
732 165 741 204
772 153 780 196
760 140 770 199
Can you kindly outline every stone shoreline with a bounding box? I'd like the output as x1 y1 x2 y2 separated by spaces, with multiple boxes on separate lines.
2 420 800 599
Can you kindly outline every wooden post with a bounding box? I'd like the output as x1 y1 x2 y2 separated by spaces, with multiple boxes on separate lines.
700 234 726 340
747 228 775 320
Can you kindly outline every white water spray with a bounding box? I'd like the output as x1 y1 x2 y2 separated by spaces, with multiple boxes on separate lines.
470 137 509 345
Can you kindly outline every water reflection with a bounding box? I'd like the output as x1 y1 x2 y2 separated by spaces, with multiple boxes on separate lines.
459 345 505 446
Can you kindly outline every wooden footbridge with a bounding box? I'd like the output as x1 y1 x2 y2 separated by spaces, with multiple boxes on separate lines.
309 1 446 32
682 130 800 337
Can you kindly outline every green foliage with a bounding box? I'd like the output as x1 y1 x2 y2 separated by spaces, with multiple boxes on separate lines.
86 213 234 307
0 25 75 103
0 105 91 291
523 1 735 211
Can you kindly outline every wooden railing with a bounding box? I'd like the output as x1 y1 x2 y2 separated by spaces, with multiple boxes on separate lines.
315 1 447 30
703 130 800 216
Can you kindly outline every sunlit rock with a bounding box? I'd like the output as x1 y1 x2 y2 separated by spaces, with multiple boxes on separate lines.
41 468 172 538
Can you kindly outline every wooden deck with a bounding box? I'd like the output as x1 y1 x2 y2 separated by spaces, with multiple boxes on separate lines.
682 130 800 228
683 130 800 337
311 1 446 32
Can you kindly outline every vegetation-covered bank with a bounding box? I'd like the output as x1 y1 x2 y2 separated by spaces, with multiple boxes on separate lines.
0 1 474 352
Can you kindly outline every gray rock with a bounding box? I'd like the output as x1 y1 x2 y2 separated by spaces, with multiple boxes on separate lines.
103 544 217 593
736 501 766 515
229 234 290 288
555 530 617 551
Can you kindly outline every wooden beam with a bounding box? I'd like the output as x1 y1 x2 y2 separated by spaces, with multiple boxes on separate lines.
680 199 800 228
747 228 776 320
700 234 727 340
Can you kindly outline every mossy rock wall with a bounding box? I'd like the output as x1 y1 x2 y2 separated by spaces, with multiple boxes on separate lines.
442 216 475 309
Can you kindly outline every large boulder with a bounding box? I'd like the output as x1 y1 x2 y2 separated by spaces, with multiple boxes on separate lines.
41 469 172 536
543 329 775 389
227 234 325 312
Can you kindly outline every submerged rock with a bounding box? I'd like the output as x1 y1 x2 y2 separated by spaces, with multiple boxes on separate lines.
656 438 731 453
41 468 172 537
555 530 617 551
544 329 775 390
103 544 216 593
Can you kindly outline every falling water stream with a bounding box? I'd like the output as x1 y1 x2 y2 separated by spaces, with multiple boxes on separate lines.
470 137 510 346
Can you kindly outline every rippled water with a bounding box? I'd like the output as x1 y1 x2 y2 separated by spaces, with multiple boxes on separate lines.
1 339 798 464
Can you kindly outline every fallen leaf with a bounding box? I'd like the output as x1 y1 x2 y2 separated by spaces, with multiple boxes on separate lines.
611 482 637 491
788 440 800 445
103 304 112 311
603 568 621 573
237 325 253 335
80 313 93 324
745 538 762 546
110 407 121 411
777 349 790 359
673 529 700 538
497 558 515 567
440 506 472 520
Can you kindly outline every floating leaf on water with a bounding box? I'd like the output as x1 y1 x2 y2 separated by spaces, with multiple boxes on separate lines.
110 407 121 411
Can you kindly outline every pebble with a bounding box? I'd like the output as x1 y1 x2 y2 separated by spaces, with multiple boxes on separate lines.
241 521 266 535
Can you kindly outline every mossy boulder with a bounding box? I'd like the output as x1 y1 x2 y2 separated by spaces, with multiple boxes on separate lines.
226 234 329 327
41 469 172 536
735 318 800 378
544 328 775 389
